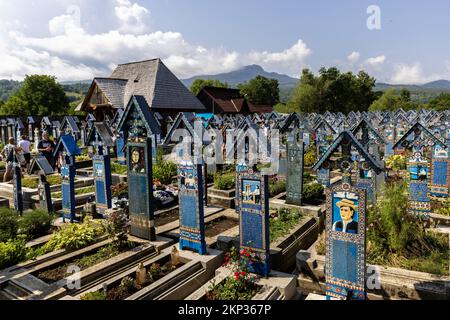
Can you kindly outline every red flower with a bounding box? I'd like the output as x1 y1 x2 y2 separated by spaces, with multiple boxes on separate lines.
241 271 246 277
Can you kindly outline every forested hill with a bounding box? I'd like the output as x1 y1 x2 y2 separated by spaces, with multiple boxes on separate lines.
0 79 91 103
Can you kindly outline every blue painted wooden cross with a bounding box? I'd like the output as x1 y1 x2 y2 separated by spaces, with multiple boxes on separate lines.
117 95 159 240
286 129 304 206
393 122 447 218
313 131 384 300
236 166 271 277
30 156 54 213
88 123 115 214
177 161 207 254
12 149 23 215
54 134 81 223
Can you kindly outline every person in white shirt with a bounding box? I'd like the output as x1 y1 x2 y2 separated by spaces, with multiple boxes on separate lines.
18 135 31 170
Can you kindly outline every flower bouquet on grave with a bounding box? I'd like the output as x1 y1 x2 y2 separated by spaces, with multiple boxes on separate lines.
207 246 261 300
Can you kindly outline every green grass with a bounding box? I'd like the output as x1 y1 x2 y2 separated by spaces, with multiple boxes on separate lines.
366 181 449 276
269 208 303 242
52 186 95 199
110 162 128 175
21 175 61 189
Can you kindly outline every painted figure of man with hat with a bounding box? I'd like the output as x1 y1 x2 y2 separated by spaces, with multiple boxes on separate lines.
333 198 358 234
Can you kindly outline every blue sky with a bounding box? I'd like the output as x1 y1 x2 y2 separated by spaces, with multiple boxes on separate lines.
0 0 449 84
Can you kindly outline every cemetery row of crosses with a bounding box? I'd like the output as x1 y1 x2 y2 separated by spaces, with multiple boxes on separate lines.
0 59 449 300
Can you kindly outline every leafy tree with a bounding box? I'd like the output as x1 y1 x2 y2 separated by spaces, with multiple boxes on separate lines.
238 76 280 106
288 68 378 114
426 93 450 111
0 75 69 116
369 88 420 112
190 79 229 96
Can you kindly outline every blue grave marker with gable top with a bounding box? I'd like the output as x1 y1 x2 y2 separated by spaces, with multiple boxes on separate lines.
313 131 384 300
30 156 54 213
286 129 304 206
430 148 449 199
117 95 160 240
177 161 206 254
54 134 81 223
237 167 270 277
393 122 447 218
12 150 23 214
116 133 126 165
88 123 115 214
407 153 432 217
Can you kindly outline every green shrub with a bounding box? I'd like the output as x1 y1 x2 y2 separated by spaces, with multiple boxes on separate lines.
270 208 303 242
153 161 177 185
0 162 5 170
302 183 325 204
22 175 61 189
304 147 317 167
110 162 128 175
214 173 235 190
367 182 449 275
80 291 107 300
0 238 27 269
42 218 105 252
18 210 53 240
0 208 19 242
75 155 91 162
269 179 286 197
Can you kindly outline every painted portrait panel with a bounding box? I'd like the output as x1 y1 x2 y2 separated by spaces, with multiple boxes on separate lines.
130 146 146 174
179 166 196 190
331 192 359 234
409 163 428 181
242 179 262 205
94 162 104 178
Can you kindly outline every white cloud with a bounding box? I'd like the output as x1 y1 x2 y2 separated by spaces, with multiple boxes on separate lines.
246 39 312 76
48 5 83 36
365 55 386 67
347 51 360 63
114 0 150 34
389 62 444 84
0 1 312 81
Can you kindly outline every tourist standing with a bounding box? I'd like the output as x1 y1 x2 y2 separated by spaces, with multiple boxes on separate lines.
37 132 56 169
19 135 31 171
0 137 20 182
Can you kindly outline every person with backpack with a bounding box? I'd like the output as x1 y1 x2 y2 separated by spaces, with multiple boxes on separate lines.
1 137 21 182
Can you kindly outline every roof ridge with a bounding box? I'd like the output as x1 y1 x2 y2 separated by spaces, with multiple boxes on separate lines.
117 58 160 66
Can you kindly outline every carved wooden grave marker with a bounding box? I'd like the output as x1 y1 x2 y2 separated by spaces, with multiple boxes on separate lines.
54 135 81 223
236 167 270 277
88 123 115 214
286 129 304 206
30 156 54 213
117 95 157 240
178 162 206 254
313 131 384 300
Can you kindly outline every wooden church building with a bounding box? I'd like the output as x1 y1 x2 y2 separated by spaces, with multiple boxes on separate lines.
76 58 206 121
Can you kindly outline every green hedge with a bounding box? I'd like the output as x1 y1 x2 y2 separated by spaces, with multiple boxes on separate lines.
110 162 128 175
0 239 27 269
302 183 325 205
0 208 19 242
269 180 286 197
18 210 54 240
213 173 235 190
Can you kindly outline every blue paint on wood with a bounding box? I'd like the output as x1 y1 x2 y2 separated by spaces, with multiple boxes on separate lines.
178 163 206 255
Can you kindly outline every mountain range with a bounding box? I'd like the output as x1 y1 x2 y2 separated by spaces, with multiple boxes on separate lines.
2 65 450 103
181 64 450 93
181 64 300 88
